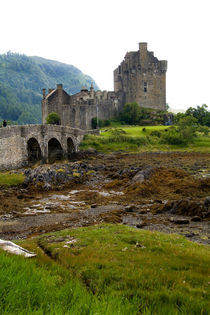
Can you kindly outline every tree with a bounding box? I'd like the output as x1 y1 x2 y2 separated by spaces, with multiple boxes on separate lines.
119 102 141 125
46 112 60 125
185 104 210 126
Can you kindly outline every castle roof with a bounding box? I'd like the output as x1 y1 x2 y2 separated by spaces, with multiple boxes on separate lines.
46 89 56 99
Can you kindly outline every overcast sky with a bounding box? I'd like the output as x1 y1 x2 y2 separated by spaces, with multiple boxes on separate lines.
0 0 209 110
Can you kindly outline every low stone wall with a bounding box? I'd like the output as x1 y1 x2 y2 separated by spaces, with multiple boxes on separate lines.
0 127 26 170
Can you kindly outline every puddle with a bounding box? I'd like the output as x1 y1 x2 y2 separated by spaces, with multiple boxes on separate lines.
69 189 124 197
49 195 71 200
23 207 51 215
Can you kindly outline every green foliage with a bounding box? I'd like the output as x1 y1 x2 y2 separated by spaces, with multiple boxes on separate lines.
160 116 199 145
150 130 161 138
91 117 97 129
119 102 141 125
197 125 209 136
0 172 25 187
175 105 210 127
91 117 111 129
0 52 98 125
186 104 210 126
46 112 61 125
81 125 210 153
119 103 170 126
161 128 189 145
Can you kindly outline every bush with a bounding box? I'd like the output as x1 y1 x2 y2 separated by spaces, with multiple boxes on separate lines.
119 102 141 125
197 125 209 136
91 118 111 129
46 112 60 125
160 129 190 145
150 130 161 138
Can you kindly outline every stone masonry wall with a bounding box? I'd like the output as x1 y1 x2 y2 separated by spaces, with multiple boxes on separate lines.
0 126 27 170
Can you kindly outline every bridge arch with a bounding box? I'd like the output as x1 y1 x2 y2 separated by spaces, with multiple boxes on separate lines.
67 137 75 159
27 137 42 162
48 137 63 161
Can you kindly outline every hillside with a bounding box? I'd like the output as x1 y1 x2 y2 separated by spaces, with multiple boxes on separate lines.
0 52 98 124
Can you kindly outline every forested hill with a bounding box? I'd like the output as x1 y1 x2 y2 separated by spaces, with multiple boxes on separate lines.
0 52 99 124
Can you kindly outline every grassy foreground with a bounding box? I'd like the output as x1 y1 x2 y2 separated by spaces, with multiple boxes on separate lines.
0 224 209 314
80 125 210 153
0 172 25 187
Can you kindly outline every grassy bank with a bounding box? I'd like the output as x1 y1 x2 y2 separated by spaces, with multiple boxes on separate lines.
0 172 25 187
0 224 209 314
80 125 210 153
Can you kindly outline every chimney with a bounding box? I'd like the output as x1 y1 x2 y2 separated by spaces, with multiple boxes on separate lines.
57 84 63 90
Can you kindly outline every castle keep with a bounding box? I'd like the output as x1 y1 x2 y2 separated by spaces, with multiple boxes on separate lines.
114 42 167 109
42 43 167 130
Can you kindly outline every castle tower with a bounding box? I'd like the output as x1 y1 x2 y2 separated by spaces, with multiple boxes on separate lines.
114 43 167 110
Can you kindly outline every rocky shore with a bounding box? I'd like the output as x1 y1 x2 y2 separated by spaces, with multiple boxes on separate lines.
0 151 209 244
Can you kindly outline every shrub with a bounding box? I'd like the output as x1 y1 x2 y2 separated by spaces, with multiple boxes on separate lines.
46 112 60 125
91 117 97 129
161 129 189 145
110 128 127 136
150 130 161 138
91 118 111 129
119 102 141 125
197 125 209 135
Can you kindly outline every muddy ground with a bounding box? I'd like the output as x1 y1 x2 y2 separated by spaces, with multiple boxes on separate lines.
0 151 209 244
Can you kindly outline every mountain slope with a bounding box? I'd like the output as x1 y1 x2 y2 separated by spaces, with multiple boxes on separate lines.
0 52 99 124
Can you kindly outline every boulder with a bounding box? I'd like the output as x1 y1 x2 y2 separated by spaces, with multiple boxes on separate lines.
132 166 154 183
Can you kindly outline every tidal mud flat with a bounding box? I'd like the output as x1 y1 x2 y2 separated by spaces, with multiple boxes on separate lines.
0 151 209 244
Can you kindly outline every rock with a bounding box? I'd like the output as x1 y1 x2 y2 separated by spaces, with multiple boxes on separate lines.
136 221 146 228
191 216 202 222
185 232 195 238
43 183 52 191
204 196 210 207
151 200 173 214
132 166 154 183
0 239 36 258
125 205 137 212
91 204 97 208
169 199 208 218
173 219 190 224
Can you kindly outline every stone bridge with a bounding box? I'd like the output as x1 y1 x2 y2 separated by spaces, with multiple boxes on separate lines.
0 124 98 170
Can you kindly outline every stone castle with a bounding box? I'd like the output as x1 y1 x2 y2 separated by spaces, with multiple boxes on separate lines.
42 43 167 129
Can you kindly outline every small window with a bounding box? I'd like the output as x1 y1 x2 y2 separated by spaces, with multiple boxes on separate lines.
144 82 147 87
144 87 147 92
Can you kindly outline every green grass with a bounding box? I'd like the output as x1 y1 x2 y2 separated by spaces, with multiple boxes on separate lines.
1 224 209 314
0 172 25 187
80 125 210 153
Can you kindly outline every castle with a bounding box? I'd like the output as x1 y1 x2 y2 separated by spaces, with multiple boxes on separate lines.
42 43 167 130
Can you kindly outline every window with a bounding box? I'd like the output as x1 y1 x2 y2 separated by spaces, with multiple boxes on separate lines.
144 82 147 92
144 87 147 92
144 82 147 87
